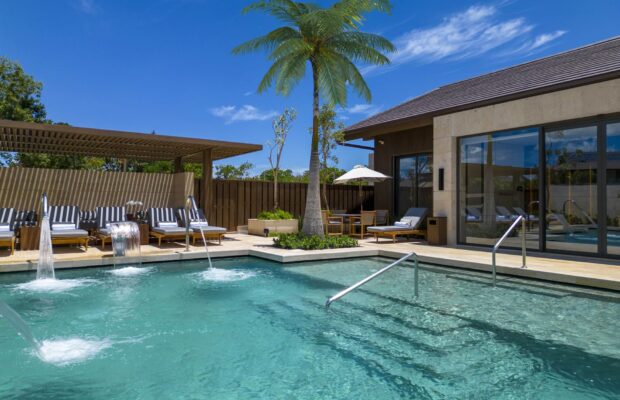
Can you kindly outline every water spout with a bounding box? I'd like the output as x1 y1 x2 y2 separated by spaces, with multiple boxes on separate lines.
37 193 55 280
188 195 213 269
0 300 41 354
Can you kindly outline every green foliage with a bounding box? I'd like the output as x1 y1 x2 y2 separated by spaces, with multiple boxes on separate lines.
257 208 294 220
258 168 307 182
0 57 47 123
272 233 358 250
215 162 254 180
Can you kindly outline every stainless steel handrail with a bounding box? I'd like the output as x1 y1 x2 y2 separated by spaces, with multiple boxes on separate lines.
491 215 527 286
325 252 418 308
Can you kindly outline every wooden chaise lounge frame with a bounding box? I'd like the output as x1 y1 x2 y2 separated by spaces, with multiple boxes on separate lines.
367 208 428 243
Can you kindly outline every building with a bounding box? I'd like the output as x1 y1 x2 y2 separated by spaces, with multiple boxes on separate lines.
344 36 620 258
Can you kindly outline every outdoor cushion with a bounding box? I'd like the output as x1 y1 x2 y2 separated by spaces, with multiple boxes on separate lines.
51 229 89 238
0 224 10 232
152 227 187 235
53 223 77 231
190 221 210 228
0 231 14 238
158 222 179 228
367 225 413 232
98 228 111 236
192 226 226 234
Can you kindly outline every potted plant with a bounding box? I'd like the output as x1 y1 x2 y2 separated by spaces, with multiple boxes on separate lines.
248 209 298 236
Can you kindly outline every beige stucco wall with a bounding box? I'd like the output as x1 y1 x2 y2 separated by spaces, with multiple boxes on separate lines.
433 78 620 245
0 167 194 212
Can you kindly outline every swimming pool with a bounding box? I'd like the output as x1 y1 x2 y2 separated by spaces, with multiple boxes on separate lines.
1 257 619 399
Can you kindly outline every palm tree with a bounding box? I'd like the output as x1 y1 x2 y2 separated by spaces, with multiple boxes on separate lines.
233 0 394 236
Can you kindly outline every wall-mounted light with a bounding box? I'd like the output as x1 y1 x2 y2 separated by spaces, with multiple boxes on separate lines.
377 139 385 145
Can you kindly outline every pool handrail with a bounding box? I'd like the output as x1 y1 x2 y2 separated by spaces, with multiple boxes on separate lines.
325 252 418 308
492 215 527 286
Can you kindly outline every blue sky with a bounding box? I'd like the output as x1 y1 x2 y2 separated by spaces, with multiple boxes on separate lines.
1 0 619 174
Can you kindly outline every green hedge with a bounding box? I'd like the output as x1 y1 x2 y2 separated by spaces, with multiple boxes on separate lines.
273 233 358 250
257 209 294 220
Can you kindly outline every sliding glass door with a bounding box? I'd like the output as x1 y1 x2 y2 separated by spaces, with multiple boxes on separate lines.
395 154 432 219
544 125 598 253
606 122 620 256
458 128 539 248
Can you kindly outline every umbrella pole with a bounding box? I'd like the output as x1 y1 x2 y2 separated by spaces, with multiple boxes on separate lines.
359 182 363 212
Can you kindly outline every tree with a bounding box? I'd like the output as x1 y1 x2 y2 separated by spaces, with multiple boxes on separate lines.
0 57 47 123
268 107 297 209
259 168 306 182
215 162 254 180
318 105 345 210
234 0 394 236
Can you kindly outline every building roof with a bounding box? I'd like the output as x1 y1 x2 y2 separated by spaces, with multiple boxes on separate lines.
345 36 620 139
0 119 262 162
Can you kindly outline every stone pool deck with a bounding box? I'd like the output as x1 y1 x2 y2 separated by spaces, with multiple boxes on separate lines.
0 233 619 291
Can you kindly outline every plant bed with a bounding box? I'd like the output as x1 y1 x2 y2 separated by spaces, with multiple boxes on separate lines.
273 233 358 250
248 209 298 236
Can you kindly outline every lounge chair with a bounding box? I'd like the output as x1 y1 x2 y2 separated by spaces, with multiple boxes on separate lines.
0 208 16 255
496 206 518 221
48 205 90 250
513 207 538 222
367 208 429 243
176 208 226 245
95 206 128 249
321 210 343 236
148 207 202 247
465 206 482 222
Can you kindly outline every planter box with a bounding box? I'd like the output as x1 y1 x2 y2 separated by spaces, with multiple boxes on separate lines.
248 219 298 236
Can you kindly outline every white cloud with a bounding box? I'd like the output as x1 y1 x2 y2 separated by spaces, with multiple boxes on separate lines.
364 5 566 74
210 105 278 124
343 104 382 117
243 91 254 97
513 30 567 54
76 0 98 14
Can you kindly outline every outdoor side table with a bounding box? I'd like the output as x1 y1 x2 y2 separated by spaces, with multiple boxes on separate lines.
19 226 41 250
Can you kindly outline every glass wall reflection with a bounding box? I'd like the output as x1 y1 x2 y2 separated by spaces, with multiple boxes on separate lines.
545 125 598 253
458 128 539 248
607 122 620 256
395 154 433 219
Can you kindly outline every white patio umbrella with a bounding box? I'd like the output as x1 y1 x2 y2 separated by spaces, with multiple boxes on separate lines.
334 165 391 211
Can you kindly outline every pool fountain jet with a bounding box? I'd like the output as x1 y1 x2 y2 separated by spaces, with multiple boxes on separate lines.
37 193 55 280
187 195 213 269
108 221 148 276
0 300 110 365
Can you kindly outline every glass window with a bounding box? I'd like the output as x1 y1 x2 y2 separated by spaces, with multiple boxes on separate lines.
607 122 620 256
545 125 598 253
458 128 539 249
395 154 432 219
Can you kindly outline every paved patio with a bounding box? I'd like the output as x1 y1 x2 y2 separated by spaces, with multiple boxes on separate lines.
0 233 618 291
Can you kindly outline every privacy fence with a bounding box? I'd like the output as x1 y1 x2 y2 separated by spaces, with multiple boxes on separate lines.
196 179 374 230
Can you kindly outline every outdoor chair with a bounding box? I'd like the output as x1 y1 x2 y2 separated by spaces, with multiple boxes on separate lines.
48 205 90 250
148 207 201 247
95 206 128 249
349 210 376 239
367 208 429 243
496 206 519 222
0 208 16 255
321 210 343 236
176 207 226 245
465 206 482 222
79 210 98 233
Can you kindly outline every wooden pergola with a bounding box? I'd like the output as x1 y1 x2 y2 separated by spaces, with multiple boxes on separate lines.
0 119 262 211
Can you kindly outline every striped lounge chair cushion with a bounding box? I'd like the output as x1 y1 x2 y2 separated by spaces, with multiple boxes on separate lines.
13 210 36 230
0 208 16 231
148 208 178 229
95 206 127 229
176 208 207 227
80 210 97 224
49 205 81 229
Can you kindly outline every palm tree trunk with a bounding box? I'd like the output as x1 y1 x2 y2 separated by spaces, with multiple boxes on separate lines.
302 64 324 236
322 181 329 212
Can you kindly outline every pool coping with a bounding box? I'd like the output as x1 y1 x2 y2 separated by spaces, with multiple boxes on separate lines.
1 243 618 292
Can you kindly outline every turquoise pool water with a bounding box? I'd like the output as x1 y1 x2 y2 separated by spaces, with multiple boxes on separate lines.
0 257 619 399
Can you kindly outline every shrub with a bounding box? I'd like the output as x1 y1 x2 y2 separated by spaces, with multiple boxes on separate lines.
273 233 358 250
257 208 294 220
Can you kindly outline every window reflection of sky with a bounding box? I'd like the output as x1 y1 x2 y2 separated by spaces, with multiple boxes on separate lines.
460 128 538 167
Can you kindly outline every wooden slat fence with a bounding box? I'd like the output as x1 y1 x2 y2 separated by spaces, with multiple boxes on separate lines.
195 179 374 230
